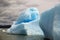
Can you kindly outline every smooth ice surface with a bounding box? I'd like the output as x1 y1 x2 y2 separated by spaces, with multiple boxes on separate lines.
53 5 60 40
40 5 60 40
7 7 44 38
40 7 55 39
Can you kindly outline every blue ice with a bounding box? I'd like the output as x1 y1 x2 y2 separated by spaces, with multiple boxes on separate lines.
7 7 44 39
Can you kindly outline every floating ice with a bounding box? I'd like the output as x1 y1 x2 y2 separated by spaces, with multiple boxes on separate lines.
40 5 60 40
7 7 44 38
15 7 39 24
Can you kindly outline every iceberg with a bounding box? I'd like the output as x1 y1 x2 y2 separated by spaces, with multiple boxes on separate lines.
53 5 60 40
40 5 60 40
6 7 44 39
39 8 55 40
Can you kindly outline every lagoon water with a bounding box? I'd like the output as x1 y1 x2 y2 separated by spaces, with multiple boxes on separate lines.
0 29 44 40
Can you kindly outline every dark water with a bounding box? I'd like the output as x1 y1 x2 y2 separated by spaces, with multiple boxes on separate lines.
0 29 44 40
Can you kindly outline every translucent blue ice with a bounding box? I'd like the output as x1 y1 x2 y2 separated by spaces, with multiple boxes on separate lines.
15 7 39 24
7 7 44 38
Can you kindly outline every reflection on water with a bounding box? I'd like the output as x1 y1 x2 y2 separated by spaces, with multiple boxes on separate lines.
0 29 44 40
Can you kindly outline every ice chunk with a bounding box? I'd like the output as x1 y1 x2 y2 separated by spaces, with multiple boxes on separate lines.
53 6 60 40
40 8 54 40
40 5 60 40
7 7 44 38
15 7 39 24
